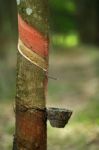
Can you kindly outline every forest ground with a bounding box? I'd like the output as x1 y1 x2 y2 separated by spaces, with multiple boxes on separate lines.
0 45 99 150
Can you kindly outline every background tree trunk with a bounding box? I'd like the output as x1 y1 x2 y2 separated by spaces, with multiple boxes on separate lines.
13 0 49 149
76 0 98 45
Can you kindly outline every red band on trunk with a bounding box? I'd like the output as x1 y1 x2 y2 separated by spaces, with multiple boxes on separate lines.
18 14 48 58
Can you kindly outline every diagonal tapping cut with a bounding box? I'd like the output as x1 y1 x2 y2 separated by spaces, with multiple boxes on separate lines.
18 14 49 59
18 39 48 71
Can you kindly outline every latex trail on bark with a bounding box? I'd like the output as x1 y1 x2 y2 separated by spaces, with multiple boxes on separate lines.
18 39 48 71
18 14 49 71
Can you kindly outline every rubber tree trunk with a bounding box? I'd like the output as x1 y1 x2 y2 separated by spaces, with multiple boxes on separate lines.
13 0 49 149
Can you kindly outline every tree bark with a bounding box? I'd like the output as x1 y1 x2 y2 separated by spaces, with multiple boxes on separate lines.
13 0 49 150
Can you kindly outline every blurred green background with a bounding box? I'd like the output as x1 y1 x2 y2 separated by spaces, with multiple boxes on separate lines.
0 0 99 150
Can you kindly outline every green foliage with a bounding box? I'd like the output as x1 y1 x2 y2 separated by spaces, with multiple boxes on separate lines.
49 0 76 13
52 33 78 48
49 0 77 33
